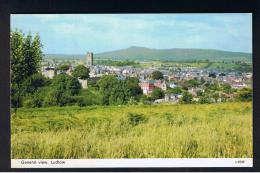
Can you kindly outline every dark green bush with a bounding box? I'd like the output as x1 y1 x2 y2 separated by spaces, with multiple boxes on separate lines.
127 113 148 126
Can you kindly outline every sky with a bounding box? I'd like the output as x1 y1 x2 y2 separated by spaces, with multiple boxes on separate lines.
11 13 252 54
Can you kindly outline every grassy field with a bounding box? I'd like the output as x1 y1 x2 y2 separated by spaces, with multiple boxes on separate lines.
138 61 252 72
11 102 252 159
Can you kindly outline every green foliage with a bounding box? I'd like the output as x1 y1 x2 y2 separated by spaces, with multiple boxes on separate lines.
236 88 253 101
96 60 139 67
11 30 24 84
36 74 82 107
11 31 43 84
72 65 90 80
77 88 103 106
24 88 47 108
124 77 142 99
51 74 81 96
180 92 193 104
11 30 43 108
127 97 138 105
151 88 165 100
98 75 142 105
57 64 70 71
139 95 152 105
183 79 200 88
21 73 50 94
199 94 211 104
151 71 164 80
11 83 22 108
127 113 148 126
221 83 232 94
166 87 182 94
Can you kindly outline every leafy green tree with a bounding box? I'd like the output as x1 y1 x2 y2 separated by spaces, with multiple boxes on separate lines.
51 74 81 96
11 83 21 108
98 75 122 105
24 87 47 108
72 65 90 80
124 77 142 99
151 71 164 80
22 32 43 80
185 79 200 87
11 30 43 108
180 91 193 104
166 87 182 94
40 74 81 107
151 88 165 100
97 75 142 105
222 83 232 94
207 83 219 91
236 88 252 101
21 73 50 94
11 30 24 84
57 64 70 71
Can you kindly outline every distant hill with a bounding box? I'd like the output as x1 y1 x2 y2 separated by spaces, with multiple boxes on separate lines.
44 46 252 62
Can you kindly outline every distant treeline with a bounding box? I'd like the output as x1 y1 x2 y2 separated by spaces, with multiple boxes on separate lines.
95 59 140 67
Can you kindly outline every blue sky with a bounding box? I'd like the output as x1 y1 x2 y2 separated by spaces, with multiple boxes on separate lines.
11 13 252 54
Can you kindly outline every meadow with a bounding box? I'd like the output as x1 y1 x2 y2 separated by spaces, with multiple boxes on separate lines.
11 102 252 159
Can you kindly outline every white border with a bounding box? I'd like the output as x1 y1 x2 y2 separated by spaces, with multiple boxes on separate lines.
11 158 253 168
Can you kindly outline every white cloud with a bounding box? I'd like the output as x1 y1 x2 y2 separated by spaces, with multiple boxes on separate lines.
11 14 252 54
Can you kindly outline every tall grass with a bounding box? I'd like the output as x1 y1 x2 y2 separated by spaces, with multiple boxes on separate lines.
11 102 252 159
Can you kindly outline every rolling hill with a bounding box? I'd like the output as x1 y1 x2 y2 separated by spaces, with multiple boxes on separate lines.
44 46 252 62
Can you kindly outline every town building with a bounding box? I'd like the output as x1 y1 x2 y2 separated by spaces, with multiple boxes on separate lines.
139 80 155 94
42 66 56 79
139 80 167 95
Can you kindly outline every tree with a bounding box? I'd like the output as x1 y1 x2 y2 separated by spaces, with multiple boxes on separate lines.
166 87 182 94
236 88 252 101
151 88 165 100
43 74 81 107
22 32 43 80
180 91 193 104
98 75 122 105
151 71 164 80
222 83 232 94
21 73 50 94
51 74 81 96
11 30 43 108
186 79 200 87
124 77 142 99
98 75 142 105
57 64 70 71
11 30 24 85
72 65 90 80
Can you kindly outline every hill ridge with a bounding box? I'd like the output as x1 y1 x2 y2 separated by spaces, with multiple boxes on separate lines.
44 46 252 62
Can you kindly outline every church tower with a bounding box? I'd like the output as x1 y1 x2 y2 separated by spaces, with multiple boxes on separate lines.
86 52 93 66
